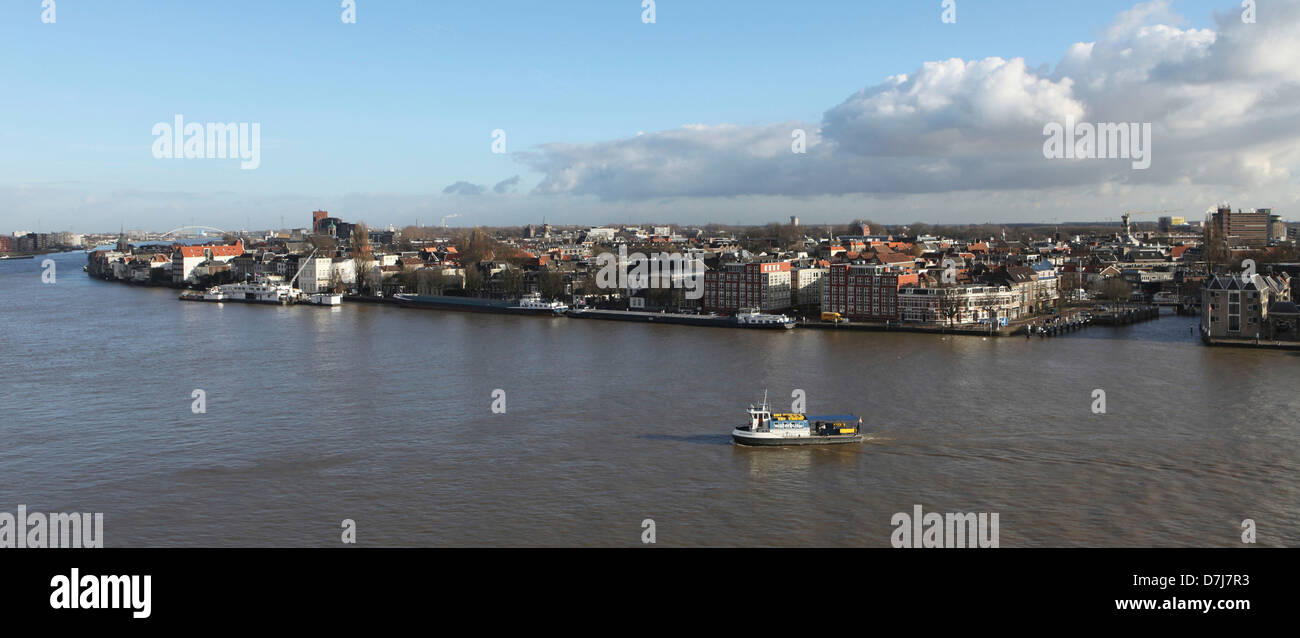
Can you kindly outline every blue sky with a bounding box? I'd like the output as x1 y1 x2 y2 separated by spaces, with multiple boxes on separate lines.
1 0 1289 233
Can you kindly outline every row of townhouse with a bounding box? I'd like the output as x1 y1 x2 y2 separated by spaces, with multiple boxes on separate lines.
898 284 1023 325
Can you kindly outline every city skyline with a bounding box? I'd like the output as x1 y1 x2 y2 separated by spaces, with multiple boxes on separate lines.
3 0 1297 233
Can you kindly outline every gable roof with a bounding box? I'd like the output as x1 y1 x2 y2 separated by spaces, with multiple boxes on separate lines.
177 241 243 259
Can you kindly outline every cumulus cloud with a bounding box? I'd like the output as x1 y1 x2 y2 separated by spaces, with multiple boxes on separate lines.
516 0 1300 200
442 181 486 196
493 175 522 194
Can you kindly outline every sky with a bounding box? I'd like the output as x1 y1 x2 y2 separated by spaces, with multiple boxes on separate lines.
1 0 1297 233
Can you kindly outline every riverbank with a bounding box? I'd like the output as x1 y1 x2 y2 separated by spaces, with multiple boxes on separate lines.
99 271 1172 342
1201 335 1300 350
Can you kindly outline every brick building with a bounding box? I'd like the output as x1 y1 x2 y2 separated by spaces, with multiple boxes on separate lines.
703 261 792 312
823 263 918 321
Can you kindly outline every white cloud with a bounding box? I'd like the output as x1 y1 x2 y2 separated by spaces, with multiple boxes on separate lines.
515 0 1300 208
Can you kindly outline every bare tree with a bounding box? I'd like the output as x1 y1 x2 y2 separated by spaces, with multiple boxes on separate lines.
307 235 338 254
417 269 448 295
463 267 484 295
539 271 568 301
498 267 523 298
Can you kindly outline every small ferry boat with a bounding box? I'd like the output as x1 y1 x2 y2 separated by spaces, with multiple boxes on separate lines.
732 308 796 330
731 393 864 446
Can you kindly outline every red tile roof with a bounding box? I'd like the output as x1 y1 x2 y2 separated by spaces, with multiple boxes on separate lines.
177 241 243 258
877 252 914 265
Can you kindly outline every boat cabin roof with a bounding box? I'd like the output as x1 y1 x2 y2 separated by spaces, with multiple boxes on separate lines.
807 414 859 422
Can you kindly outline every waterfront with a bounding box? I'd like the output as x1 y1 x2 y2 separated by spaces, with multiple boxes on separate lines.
2 251 1298 546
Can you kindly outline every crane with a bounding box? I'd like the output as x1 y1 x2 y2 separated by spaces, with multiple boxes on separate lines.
289 249 318 289
440 214 461 228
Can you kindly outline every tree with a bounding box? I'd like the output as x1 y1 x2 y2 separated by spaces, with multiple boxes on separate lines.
307 235 337 253
937 288 960 326
394 270 419 293
539 271 567 300
328 267 344 294
1059 270 1083 303
573 271 600 302
646 286 675 310
498 267 524 298
456 227 500 265
1096 277 1131 306
416 269 448 295
351 221 371 259
356 260 381 295
463 267 484 295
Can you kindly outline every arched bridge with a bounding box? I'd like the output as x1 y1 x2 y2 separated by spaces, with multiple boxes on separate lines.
160 226 231 238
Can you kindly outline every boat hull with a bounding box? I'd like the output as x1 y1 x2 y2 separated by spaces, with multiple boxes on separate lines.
180 295 288 305
735 321 796 330
504 307 568 316
395 294 560 316
567 309 734 328
731 428 863 446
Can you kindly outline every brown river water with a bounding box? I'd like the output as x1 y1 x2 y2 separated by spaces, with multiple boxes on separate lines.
2 251 1297 546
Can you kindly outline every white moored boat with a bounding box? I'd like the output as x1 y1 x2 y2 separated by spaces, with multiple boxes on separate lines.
509 292 569 315
732 308 795 329
308 293 343 306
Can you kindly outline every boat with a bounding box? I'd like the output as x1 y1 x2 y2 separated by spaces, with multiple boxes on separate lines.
178 249 344 307
566 307 734 327
508 292 569 315
732 308 796 330
181 277 297 304
395 291 568 316
731 392 864 446
308 293 343 306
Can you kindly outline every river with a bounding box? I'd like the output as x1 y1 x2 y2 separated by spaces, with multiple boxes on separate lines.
1 251 1297 546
